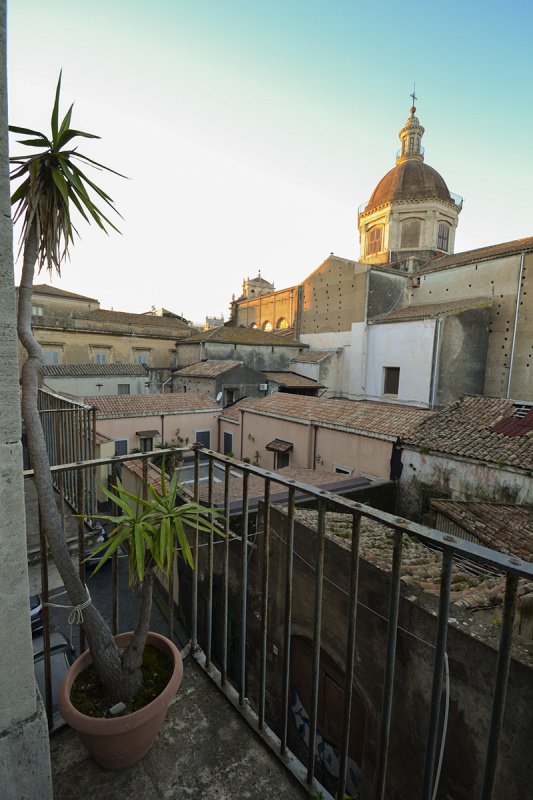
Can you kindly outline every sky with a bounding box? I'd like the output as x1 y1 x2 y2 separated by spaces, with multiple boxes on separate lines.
7 0 533 324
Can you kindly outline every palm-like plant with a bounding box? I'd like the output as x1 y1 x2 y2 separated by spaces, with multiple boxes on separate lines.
11 75 202 702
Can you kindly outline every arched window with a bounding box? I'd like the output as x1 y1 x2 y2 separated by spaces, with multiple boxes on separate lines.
437 222 450 252
367 225 383 255
276 317 289 330
262 320 273 331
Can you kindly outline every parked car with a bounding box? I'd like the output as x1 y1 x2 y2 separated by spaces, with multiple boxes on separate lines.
30 594 43 636
33 632 76 732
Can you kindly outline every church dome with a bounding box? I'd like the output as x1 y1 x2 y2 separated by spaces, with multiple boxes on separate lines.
367 159 453 212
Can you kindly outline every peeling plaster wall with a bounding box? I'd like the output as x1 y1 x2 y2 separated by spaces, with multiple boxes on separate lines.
400 448 532 519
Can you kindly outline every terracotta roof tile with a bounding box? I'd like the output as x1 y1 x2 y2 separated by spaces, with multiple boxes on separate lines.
174 360 243 377
432 501 533 561
84 393 220 418
372 297 492 324
43 363 148 377
264 372 324 388
176 326 305 348
417 237 533 274
224 394 432 439
85 308 191 331
30 284 99 302
290 350 336 364
405 395 533 469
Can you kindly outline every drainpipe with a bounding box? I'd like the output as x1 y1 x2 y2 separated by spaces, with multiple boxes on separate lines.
506 251 525 398
312 424 319 470
429 316 444 409
160 414 165 444
240 409 245 459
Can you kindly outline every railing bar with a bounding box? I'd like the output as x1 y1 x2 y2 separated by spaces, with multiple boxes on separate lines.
259 478 271 730
239 470 250 706
222 461 231 686
280 485 296 754
111 462 119 636
168 556 175 642
206 457 214 668
76 469 86 653
307 499 326 786
337 512 362 800
480 573 519 800
192 448 200 650
422 548 453 799
141 457 148 502
376 527 404 799
38 503 53 728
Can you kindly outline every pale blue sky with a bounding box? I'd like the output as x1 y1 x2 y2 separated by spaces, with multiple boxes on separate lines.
7 1 533 322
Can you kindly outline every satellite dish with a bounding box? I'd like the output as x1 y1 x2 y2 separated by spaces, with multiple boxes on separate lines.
216 391 223 403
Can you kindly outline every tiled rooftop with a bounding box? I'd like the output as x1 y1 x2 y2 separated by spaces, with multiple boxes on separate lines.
84 308 192 331
371 297 492 324
264 371 324 388
223 394 432 440
294 509 533 616
174 360 243 377
417 236 533 274
85 393 219 418
175 325 305 348
405 395 533 470
43 363 148 377
290 350 335 363
432 500 533 562
30 283 99 302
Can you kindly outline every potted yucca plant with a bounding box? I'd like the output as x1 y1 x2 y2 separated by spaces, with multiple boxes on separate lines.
11 75 220 767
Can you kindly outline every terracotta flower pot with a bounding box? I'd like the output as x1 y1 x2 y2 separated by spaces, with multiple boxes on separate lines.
59 631 183 770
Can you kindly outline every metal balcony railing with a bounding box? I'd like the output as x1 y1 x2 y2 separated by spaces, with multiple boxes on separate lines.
26 446 533 800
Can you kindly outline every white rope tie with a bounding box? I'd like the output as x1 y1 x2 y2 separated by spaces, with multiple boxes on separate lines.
43 585 92 647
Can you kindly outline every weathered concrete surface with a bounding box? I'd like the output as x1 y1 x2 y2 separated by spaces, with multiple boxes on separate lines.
0 692 53 800
51 656 305 799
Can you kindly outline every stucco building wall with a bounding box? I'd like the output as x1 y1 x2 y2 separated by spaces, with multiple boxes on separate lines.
43 374 149 397
400 448 532 519
95 409 220 453
233 285 298 330
175 340 303 371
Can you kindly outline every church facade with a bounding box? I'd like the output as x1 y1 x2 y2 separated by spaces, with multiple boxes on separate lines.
229 102 533 406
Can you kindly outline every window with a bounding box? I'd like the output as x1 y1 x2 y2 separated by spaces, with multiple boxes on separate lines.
276 317 289 330
275 451 290 469
383 367 400 396
367 226 383 255
135 352 149 365
224 388 236 405
223 431 233 455
334 466 352 475
42 348 61 365
437 223 450 252
31 305 43 316
94 351 108 364
262 321 273 332
140 437 153 452
117 384 130 395
114 439 128 456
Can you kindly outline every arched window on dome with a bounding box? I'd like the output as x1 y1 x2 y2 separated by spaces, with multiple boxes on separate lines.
367 225 383 255
437 222 450 252
262 320 273 331
276 317 289 330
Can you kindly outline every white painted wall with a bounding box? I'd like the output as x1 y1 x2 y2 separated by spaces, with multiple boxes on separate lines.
364 319 436 406
42 375 149 397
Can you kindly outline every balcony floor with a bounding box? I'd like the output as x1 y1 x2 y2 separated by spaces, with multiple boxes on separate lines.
51 654 305 799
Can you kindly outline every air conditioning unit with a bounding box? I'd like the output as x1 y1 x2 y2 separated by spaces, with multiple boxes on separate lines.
258 383 268 391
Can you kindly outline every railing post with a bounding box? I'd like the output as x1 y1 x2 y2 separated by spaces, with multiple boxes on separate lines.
191 447 200 650
480 573 519 800
337 511 361 800
376 527 404 799
258 478 271 730
239 470 250 706
280 485 296 756
422 548 453 799
307 499 326 788
76 469 86 653
221 461 231 686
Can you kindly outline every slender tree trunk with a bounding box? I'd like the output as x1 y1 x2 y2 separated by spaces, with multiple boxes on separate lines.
17 221 146 701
